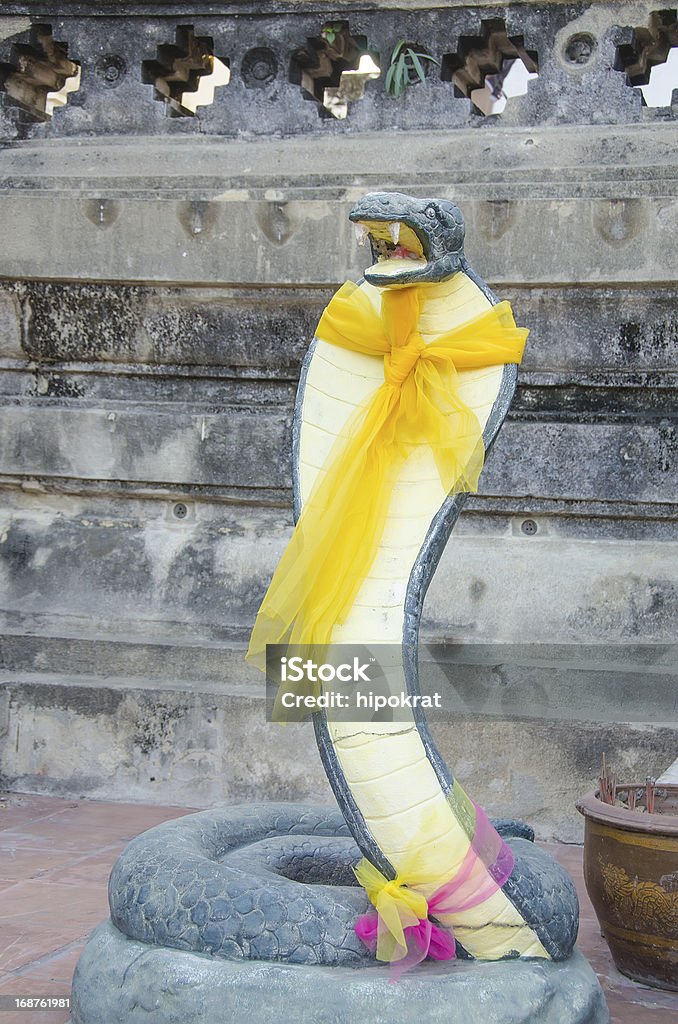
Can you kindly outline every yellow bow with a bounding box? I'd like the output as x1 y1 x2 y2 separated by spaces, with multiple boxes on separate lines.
354 857 428 962
247 280 527 671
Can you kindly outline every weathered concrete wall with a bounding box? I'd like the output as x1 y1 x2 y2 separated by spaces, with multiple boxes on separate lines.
0 1 676 839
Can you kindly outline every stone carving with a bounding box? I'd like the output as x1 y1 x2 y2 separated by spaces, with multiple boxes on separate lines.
70 194 608 1022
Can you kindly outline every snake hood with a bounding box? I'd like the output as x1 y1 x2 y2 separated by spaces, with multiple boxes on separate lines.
349 191 465 288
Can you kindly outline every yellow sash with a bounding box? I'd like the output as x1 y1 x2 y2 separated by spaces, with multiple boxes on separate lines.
247 281 527 667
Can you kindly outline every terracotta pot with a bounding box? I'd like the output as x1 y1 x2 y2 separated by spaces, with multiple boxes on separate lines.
576 787 678 991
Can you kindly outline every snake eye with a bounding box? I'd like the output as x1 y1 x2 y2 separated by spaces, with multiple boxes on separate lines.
425 205 437 220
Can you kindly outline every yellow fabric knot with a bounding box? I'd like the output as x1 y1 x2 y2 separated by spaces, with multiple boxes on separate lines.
384 332 426 387
354 857 428 961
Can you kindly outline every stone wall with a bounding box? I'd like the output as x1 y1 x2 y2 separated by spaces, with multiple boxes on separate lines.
0 1 676 839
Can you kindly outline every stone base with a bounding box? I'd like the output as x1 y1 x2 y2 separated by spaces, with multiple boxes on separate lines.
71 920 609 1024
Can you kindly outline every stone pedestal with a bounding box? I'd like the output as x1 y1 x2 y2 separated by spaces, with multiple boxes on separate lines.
71 920 609 1024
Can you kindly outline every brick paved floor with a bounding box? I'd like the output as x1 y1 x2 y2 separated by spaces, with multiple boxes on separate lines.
1 792 677 1023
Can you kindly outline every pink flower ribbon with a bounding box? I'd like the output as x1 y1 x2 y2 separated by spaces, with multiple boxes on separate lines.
354 803 515 979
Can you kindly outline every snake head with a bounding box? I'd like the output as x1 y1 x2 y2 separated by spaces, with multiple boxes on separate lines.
349 191 465 287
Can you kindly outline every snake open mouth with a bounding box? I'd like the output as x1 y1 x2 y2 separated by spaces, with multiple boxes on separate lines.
348 193 466 288
352 218 428 283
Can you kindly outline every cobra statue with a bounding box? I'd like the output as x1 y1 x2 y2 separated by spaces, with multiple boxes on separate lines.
73 194 600 1024
287 191 578 963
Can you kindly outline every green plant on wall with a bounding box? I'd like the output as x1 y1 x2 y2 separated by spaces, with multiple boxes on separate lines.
321 23 345 46
385 40 440 97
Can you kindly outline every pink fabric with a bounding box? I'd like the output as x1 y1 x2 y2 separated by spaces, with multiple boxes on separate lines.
354 802 515 979
429 804 514 919
469 802 515 886
389 919 457 981
354 913 378 951
355 908 459 981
